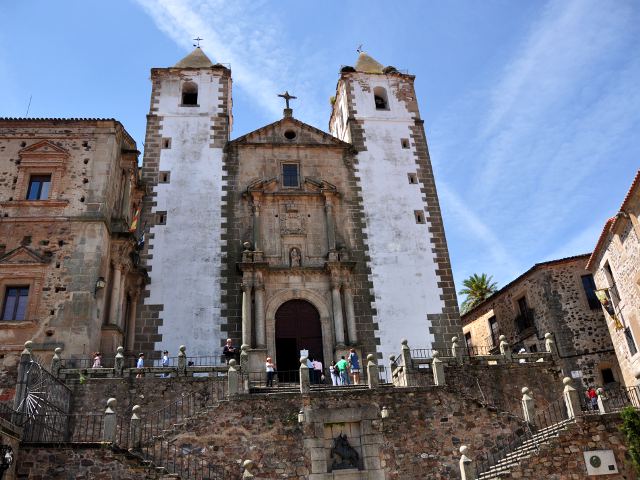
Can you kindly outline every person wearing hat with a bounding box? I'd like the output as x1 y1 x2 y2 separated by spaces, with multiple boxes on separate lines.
265 356 276 387
161 350 170 378
136 353 144 378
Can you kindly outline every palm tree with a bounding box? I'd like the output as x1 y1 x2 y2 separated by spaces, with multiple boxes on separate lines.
458 273 498 314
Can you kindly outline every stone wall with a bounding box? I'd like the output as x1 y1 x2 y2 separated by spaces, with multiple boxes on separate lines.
462 256 619 389
16 445 150 480
502 413 635 479
589 171 640 388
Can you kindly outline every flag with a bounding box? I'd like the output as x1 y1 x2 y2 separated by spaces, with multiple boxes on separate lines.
129 207 141 233
595 289 623 330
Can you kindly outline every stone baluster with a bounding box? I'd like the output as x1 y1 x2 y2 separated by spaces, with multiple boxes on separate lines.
103 398 117 443
51 347 63 377
521 387 535 422
299 357 310 394
597 388 610 414
254 283 266 348
451 336 463 364
178 345 187 376
241 283 253 348
562 377 581 419
240 344 249 371
228 359 239 397
544 332 558 358
129 405 142 451
432 350 445 386
114 346 125 377
499 335 512 362
400 339 413 386
14 341 33 413
242 459 256 479
331 280 345 346
459 445 474 480
367 354 379 389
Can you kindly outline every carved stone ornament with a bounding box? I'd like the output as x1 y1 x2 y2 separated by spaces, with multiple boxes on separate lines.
330 433 361 470
280 212 305 235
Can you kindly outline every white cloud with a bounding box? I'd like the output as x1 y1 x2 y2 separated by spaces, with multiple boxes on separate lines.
134 0 327 127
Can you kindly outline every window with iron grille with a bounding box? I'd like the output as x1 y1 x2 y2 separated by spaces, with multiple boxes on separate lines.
282 164 299 187
489 316 499 346
625 327 638 356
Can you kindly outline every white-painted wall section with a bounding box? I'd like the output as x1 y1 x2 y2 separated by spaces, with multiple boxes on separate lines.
333 75 443 359
145 71 226 356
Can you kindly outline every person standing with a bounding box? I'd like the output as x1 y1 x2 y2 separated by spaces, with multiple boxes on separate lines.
587 386 598 410
330 361 340 386
223 338 236 364
266 356 276 387
313 358 324 384
92 352 102 368
348 349 360 385
161 350 170 378
136 353 144 379
336 356 350 386
307 357 315 383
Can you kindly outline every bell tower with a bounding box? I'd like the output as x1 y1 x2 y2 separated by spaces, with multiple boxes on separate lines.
329 52 461 356
137 47 232 356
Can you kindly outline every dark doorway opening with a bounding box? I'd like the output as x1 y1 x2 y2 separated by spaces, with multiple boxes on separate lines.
275 299 323 382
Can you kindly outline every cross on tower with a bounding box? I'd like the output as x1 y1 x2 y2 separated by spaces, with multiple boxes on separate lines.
193 37 203 48
278 91 297 109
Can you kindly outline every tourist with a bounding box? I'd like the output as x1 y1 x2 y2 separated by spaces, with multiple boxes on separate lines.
337 356 350 385
307 357 315 383
223 338 236 364
136 353 144 378
587 386 598 410
92 352 102 368
313 358 324 384
266 356 276 387
161 350 170 378
330 361 340 386
348 348 360 385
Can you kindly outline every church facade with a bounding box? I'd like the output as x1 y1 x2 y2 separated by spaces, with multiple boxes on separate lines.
136 48 460 369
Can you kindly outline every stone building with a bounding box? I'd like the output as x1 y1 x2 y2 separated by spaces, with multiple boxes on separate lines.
137 48 460 369
0 119 147 388
587 169 640 388
461 254 620 388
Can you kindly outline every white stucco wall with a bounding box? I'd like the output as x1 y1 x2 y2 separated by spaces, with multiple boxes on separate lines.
332 75 444 360
145 70 225 356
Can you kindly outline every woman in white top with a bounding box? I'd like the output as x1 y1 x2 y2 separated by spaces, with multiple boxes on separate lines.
92 352 102 368
265 357 276 387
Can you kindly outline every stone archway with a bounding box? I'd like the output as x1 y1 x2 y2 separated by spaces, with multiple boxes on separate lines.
265 289 333 372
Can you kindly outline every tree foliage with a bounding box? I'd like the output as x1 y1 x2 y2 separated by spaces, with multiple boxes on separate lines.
458 273 498 314
620 406 640 473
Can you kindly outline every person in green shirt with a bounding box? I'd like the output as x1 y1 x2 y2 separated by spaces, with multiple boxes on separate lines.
336 356 350 385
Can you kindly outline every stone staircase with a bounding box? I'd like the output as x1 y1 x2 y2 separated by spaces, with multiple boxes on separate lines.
475 418 574 479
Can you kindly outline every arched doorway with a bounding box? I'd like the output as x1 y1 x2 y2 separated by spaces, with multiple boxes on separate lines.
275 300 323 380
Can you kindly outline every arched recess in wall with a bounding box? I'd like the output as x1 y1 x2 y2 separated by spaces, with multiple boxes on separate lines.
265 289 333 368
181 81 198 105
373 86 389 110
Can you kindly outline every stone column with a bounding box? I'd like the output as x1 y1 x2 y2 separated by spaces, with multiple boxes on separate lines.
324 196 336 251
459 446 474 480
343 283 357 344
367 354 379 389
178 345 187 376
126 293 139 351
299 356 310 394
254 284 266 348
109 265 123 326
451 336 463 364
252 201 262 251
114 346 125 377
117 271 127 329
597 388 610 414
432 350 445 386
129 405 142 451
563 377 581 419
103 398 117 443
241 283 253 348
400 339 413 386
228 359 239 397
521 387 535 422
331 280 345 346
14 341 33 413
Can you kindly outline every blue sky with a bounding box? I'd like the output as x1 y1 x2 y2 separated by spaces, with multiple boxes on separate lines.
1 0 638 298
